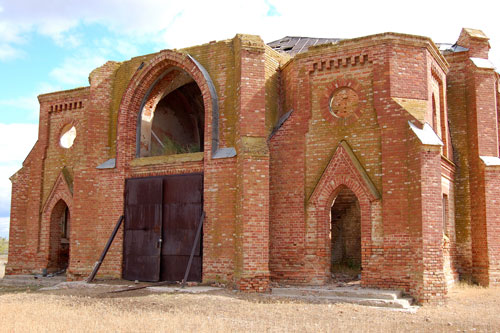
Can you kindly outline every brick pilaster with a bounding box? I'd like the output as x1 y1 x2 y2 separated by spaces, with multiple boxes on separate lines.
234 35 270 291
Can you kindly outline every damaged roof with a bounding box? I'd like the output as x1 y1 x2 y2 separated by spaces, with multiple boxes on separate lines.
268 37 469 56
267 36 342 55
436 43 469 53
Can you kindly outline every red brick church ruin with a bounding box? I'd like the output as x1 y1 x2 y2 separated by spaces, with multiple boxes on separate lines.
6 28 500 303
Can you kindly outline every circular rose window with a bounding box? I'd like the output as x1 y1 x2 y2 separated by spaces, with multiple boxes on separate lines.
329 87 359 119
60 125 77 149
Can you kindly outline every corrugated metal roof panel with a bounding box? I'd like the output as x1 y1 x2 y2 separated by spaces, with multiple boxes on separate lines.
267 36 342 55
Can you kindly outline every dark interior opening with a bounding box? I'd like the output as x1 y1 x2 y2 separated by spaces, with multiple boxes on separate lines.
48 200 70 272
330 186 361 284
150 82 205 156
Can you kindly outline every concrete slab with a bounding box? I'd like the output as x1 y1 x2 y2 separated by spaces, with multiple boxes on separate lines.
272 286 403 300
271 286 416 310
0 275 66 287
147 286 222 293
39 281 123 291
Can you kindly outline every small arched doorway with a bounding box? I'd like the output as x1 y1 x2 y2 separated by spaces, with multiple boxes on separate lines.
330 186 361 283
48 199 70 272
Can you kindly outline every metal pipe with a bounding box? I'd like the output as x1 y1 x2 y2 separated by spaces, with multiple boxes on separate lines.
86 215 124 283
181 211 205 288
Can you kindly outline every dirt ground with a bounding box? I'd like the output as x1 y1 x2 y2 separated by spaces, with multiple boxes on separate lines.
0 273 499 333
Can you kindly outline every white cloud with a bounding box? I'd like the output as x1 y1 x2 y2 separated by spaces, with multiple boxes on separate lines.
0 163 19 216
0 217 9 239
95 37 138 59
1 0 500 67
0 123 38 235
0 96 38 115
50 54 107 86
36 82 64 96
48 36 143 87
0 123 38 163
0 82 63 120
0 43 24 61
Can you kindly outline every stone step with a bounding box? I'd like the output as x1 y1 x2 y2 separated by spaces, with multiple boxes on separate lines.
271 287 414 310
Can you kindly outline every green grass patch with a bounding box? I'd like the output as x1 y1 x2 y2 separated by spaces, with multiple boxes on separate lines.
0 238 8 255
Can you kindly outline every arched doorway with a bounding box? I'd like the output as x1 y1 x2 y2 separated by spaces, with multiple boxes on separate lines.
330 186 361 283
48 199 70 272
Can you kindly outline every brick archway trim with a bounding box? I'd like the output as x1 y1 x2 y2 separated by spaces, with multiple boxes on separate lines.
39 168 73 263
308 140 380 205
117 49 233 166
42 167 73 215
304 141 381 283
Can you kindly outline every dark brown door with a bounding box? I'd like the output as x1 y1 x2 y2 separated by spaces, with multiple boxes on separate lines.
123 177 163 282
123 174 203 282
161 174 203 282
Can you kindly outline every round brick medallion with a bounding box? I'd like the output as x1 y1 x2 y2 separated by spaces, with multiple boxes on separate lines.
329 87 359 119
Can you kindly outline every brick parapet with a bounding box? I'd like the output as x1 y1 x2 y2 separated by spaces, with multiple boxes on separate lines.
456 28 490 59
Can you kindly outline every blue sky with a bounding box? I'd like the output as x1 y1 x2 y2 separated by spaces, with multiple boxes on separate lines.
0 0 499 238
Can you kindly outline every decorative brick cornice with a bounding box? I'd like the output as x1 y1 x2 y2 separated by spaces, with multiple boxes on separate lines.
309 54 369 73
298 32 449 74
38 87 90 103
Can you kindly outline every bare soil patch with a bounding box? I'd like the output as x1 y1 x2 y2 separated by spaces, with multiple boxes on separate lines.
0 280 499 332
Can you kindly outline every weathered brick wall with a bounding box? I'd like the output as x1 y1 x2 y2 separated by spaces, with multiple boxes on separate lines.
8 28 498 302
442 161 459 286
269 56 311 283
7 37 247 283
268 33 455 302
445 52 473 277
445 28 500 286
483 165 500 285
203 158 237 283
7 87 90 275
419 145 447 302
233 35 271 291
6 165 30 273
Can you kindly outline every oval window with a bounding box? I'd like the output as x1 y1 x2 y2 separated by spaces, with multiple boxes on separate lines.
60 125 76 149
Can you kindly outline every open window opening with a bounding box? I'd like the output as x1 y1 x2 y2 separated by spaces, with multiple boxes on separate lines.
330 186 361 284
60 124 76 149
442 194 449 237
139 71 205 157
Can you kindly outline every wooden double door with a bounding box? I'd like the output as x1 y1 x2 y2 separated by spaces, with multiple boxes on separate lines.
123 173 203 282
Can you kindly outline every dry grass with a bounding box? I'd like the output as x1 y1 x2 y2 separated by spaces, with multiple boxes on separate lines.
0 283 499 332
0 254 6 279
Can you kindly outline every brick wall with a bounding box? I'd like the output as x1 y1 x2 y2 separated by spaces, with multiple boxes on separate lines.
7 29 499 303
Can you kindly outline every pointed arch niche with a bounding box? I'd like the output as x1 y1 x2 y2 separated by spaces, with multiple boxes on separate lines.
306 141 382 285
39 169 73 272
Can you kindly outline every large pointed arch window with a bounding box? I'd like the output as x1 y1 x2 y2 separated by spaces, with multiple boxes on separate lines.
139 70 204 157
